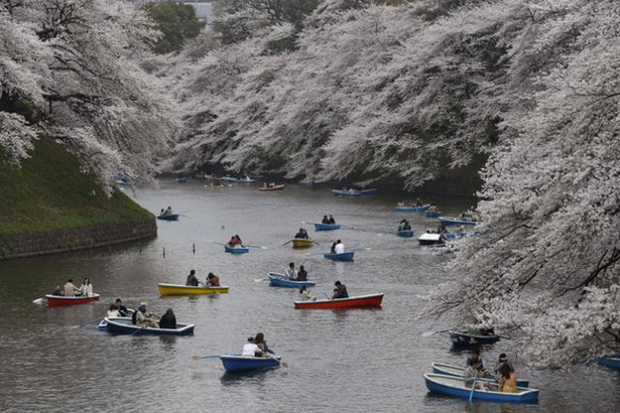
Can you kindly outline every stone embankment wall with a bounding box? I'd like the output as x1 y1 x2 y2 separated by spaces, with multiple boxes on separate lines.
0 219 156 260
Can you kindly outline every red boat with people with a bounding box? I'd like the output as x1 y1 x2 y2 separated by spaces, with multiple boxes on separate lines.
294 293 383 309
44 294 100 307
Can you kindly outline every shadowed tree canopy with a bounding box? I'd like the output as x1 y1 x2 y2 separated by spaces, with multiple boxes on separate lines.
146 1 206 54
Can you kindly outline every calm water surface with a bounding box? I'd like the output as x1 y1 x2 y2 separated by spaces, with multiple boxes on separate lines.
1 181 618 412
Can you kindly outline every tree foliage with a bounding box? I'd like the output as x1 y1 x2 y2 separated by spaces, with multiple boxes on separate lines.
147 1 206 54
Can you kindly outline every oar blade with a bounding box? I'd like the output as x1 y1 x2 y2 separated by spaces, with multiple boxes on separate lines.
33 298 44 305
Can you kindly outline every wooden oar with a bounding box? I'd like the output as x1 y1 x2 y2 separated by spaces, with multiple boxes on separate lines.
192 354 220 360
246 244 268 249
32 297 45 305
282 240 293 246
211 241 225 246
311 240 321 246
422 329 451 337
76 317 104 329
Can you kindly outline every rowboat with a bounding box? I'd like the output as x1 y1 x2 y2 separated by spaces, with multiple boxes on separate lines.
220 355 281 373
294 293 383 309
359 188 378 195
292 238 313 249
157 283 229 295
324 251 354 261
104 317 195 336
418 233 443 245
157 214 179 221
394 204 430 212
98 316 132 332
425 210 441 218
313 222 341 231
444 232 467 240
258 185 284 191
175 177 187 183
424 373 539 403
397 229 414 238
431 362 530 388
222 176 254 183
224 244 249 254
439 216 477 227
332 189 362 197
45 294 100 307
450 330 501 346
268 273 315 288
598 356 620 370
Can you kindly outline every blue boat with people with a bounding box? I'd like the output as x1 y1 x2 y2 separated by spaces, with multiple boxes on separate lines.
220 355 282 373
394 204 430 212
439 216 477 227
324 251 354 262
425 210 441 218
423 373 539 403
397 230 414 238
268 273 315 288
157 214 179 221
450 329 501 347
313 222 341 231
431 362 530 388
224 244 249 254
104 317 195 336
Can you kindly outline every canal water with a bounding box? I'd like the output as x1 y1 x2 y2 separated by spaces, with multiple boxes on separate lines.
0 180 618 412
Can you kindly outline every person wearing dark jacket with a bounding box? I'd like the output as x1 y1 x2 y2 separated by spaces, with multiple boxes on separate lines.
332 281 349 299
186 270 199 286
297 266 308 282
159 308 177 329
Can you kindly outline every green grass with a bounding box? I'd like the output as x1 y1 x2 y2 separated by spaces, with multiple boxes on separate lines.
0 138 153 235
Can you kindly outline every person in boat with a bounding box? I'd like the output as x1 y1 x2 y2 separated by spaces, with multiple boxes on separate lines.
328 215 336 224
232 235 244 246
63 279 79 296
332 281 349 299
52 283 63 296
295 228 309 239
254 332 275 356
466 348 488 374
133 302 159 328
296 265 308 282
498 362 518 393
206 273 220 286
404 221 412 231
115 298 129 317
330 241 337 253
162 206 173 217
298 286 313 301
493 353 515 378
437 224 447 234
78 277 93 297
427 204 438 212
106 304 120 318
334 240 345 254
463 355 487 390
398 219 407 231
159 308 177 329
227 235 238 246
322 215 330 224
242 337 263 357
285 263 297 280
186 269 199 286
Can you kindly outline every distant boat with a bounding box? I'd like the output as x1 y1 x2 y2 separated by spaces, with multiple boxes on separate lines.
332 189 362 197
431 362 530 388
294 293 383 309
157 214 179 221
439 216 477 227
598 356 620 370
444 232 467 240
313 222 341 231
291 238 313 249
157 283 229 295
44 294 100 307
268 273 315 288
449 330 501 347
222 176 254 183
418 233 443 245
397 229 414 238
394 204 430 212
425 210 441 218
258 184 284 192
224 244 249 254
324 251 354 261
220 355 281 373
175 177 187 183
423 373 539 403
359 188 378 195
104 317 195 336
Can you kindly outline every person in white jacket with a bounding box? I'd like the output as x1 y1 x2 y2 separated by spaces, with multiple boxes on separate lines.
79 278 93 297
335 240 345 254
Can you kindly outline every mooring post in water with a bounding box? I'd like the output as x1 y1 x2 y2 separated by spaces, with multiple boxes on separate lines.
163 247 166 258
193 243 196 253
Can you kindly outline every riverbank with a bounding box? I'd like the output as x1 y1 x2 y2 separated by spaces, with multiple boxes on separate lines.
0 138 156 260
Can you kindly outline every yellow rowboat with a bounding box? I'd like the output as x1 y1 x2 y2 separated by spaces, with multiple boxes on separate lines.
157 283 229 296
292 239 314 249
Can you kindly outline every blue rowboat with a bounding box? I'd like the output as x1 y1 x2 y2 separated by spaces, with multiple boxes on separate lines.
324 251 354 261
175 177 187 183
450 330 501 346
444 232 467 240
98 316 132 332
598 356 620 370
439 216 477 227
394 204 430 212
397 230 414 238
224 244 249 254
431 362 530 388
268 273 315 288
359 188 378 195
332 189 362 197
157 214 179 221
425 210 440 218
424 373 539 403
313 223 341 231
104 317 195 336
220 355 281 373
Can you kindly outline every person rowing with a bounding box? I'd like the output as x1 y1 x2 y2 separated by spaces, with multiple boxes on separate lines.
186 269 199 286
332 281 348 299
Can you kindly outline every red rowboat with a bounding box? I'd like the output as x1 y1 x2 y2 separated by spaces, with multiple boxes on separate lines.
44 294 100 307
258 184 285 192
294 293 383 309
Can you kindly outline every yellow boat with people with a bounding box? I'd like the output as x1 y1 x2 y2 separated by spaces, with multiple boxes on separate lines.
292 239 314 248
157 283 229 296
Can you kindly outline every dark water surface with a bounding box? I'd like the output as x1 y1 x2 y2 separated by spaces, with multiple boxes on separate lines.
1 181 618 412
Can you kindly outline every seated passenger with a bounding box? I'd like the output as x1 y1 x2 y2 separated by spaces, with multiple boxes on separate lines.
322 215 330 224
328 215 336 224
332 281 349 299
296 265 308 282
106 304 120 318
206 273 220 287
498 363 517 393
186 269 199 286
242 337 263 357
285 263 297 280
295 228 309 239
52 283 63 296
159 308 177 329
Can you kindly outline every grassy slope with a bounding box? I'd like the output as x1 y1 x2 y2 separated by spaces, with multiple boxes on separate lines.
0 138 153 235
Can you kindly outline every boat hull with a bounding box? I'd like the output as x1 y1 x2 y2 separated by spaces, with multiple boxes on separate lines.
598 356 620 370
45 294 100 307
439 217 477 227
332 189 361 197
294 293 383 309
220 355 281 373
258 185 284 191
157 214 179 221
324 252 354 261
418 233 443 245
225 245 249 254
431 362 529 388
268 274 315 288
450 331 501 346
292 239 313 248
394 205 430 212
105 317 195 336
425 211 440 218
313 223 340 231
158 283 229 295
424 373 539 403
397 230 414 238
